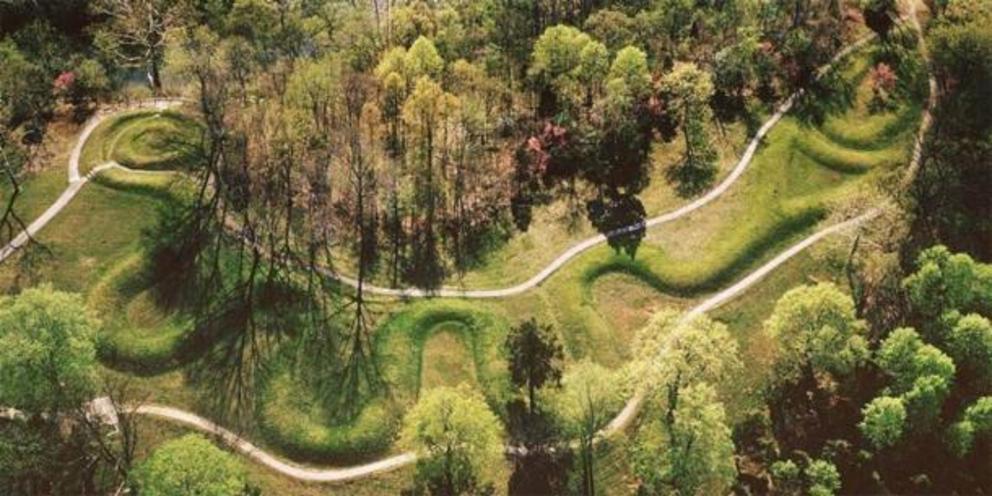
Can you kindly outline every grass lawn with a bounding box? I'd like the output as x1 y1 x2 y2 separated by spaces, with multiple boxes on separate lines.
0 34 928 495
445 118 752 290
0 116 84 233
420 323 479 390
78 109 203 175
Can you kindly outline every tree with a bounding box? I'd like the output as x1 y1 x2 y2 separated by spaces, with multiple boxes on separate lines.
902 246 992 324
910 4 992 259
764 283 870 386
549 360 621 496
632 382 736 495
806 459 842 496
859 396 907 449
402 76 459 288
583 9 637 51
401 386 504 495
947 313 992 389
92 0 187 90
608 47 651 99
947 396 992 457
0 40 51 135
771 457 843 495
529 24 595 115
131 434 248 496
861 0 898 41
506 318 564 416
0 285 99 417
633 311 741 424
660 62 718 196
876 327 955 395
406 36 444 81
576 40 609 107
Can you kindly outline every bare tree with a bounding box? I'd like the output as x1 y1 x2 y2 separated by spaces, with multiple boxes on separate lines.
92 0 187 91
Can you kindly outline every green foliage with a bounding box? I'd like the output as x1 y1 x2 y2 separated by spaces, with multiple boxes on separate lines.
764 283 869 384
607 46 651 101
506 318 564 413
903 374 952 430
529 24 599 112
770 458 840 496
401 386 504 494
947 419 975 458
0 285 99 415
859 396 907 449
530 25 594 87
584 9 638 51
132 434 247 496
947 397 992 456
947 313 992 388
903 245 992 321
633 310 741 407
660 62 719 195
633 383 736 495
876 327 955 394
806 459 842 496
549 360 621 495
875 327 954 431
550 360 621 440
406 36 444 81
577 40 609 90
770 459 802 493
0 40 51 130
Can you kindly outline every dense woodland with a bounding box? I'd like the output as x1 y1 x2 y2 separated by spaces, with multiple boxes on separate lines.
1 0 992 495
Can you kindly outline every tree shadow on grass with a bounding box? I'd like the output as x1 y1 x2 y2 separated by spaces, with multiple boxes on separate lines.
181 278 305 427
793 69 859 128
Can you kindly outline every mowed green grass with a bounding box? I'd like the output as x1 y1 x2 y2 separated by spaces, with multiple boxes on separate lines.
0 118 87 234
442 119 752 290
256 299 512 462
78 109 202 175
0 42 926 493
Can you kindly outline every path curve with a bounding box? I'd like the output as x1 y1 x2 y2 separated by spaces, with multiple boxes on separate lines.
61 210 872 484
129 6 934 481
0 6 938 484
0 99 184 264
333 34 878 299
0 35 873 291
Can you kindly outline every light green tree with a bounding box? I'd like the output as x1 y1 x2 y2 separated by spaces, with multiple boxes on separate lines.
632 382 736 495
874 327 956 432
947 313 992 388
859 396 907 449
633 311 741 421
549 360 621 496
770 458 841 495
764 283 870 385
877 327 955 394
903 245 992 322
529 24 596 112
576 40 609 105
401 386 504 495
659 62 719 195
131 434 247 496
285 54 342 134
947 396 992 457
0 285 99 416
608 46 652 100
806 459 842 496
405 36 444 82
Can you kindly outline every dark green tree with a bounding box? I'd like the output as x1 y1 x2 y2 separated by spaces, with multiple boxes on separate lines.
506 318 564 416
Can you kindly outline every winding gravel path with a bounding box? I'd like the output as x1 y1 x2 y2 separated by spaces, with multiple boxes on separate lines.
0 5 938 484
0 99 183 264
